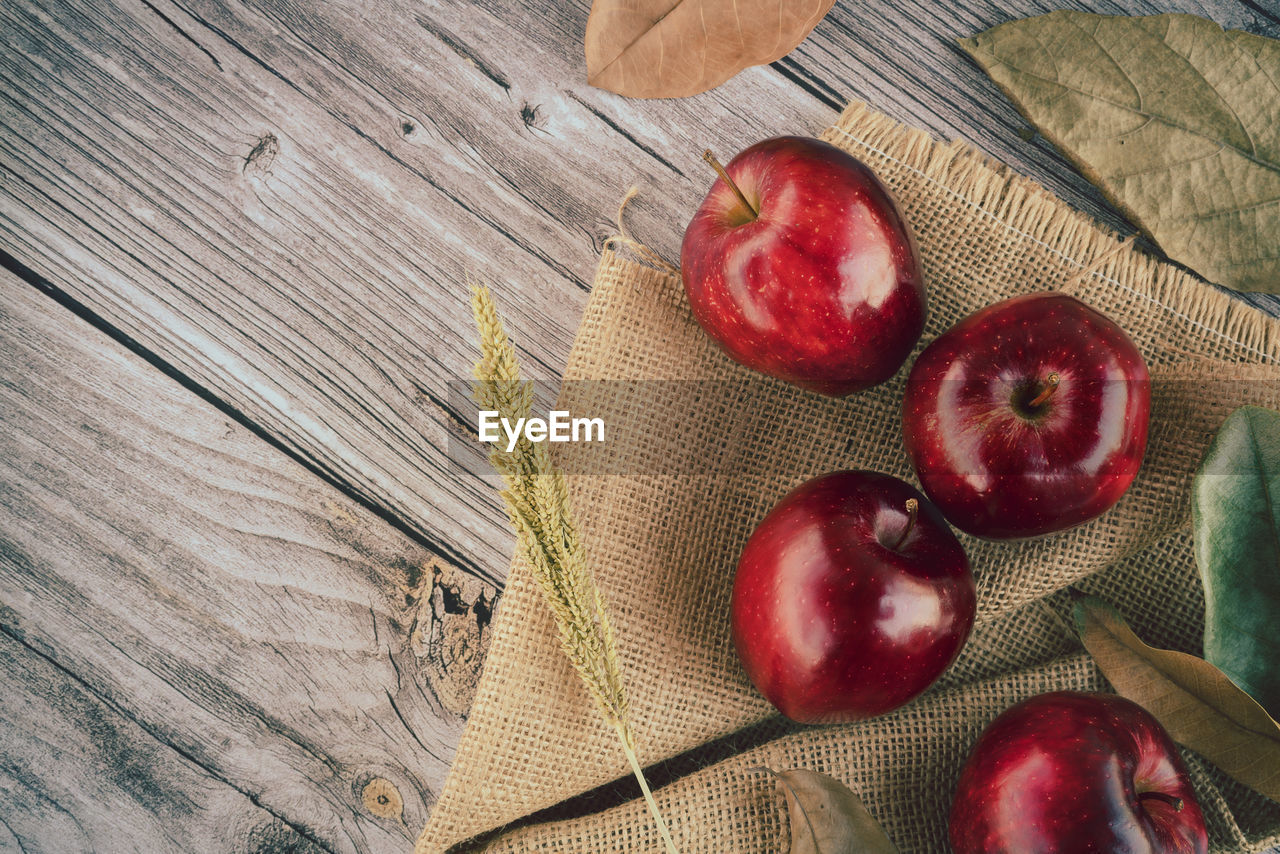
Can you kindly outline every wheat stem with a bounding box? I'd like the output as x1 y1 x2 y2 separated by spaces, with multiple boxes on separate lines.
469 283 679 853
615 719 679 854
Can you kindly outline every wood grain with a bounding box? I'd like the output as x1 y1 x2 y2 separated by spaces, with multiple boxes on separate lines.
0 0 824 582
2 0 1275 592
0 271 493 852
0 629 327 853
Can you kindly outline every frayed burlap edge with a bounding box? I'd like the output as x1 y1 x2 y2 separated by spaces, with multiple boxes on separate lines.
821 103 1278 365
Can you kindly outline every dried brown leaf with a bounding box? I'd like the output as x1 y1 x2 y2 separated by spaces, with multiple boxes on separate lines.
770 768 899 854
960 12 1280 293
584 0 834 99
1074 596 1280 803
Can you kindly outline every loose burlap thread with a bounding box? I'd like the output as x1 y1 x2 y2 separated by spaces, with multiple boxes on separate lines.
417 101 1280 853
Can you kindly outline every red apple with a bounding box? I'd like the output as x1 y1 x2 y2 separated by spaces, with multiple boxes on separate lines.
950 691 1208 854
902 292 1149 539
731 470 974 723
680 137 926 396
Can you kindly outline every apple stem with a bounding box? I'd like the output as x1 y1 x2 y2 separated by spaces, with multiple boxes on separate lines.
703 149 759 221
889 498 919 551
1028 372 1061 409
1138 791 1185 812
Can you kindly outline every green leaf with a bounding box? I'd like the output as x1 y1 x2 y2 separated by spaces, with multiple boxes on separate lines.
1074 596 1280 802
960 12 1280 293
1193 406 1280 718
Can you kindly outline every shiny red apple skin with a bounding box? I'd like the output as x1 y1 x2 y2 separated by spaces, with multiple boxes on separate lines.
731 470 975 724
902 292 1150 539
950 691 1208 854
681 136 926 396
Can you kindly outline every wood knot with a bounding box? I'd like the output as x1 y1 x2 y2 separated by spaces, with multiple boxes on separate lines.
398 114 430 146
243 132 278 178
361 777 405 824
520 102 547 134
410 559 494 715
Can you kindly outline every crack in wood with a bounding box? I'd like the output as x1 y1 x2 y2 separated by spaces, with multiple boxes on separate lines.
0 815 30 854
413 15 511 93
769 56 844 111
564 92 686 177
137 0 222 71
0 621 338 853
409 559 495 717
1237 0 1280 27
242 818 332 854
0 249 490 585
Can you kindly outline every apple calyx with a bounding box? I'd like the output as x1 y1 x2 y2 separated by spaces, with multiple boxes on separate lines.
887 498 919 551
702 149 759 223
1138 790 1185 812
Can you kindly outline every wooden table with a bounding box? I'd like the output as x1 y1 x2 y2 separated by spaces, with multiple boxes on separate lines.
2 0 1276 851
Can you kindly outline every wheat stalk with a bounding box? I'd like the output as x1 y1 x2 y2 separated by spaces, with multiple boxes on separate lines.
470 285 678 854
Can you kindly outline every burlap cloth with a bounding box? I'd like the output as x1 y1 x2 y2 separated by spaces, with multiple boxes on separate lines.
418 101 1280 853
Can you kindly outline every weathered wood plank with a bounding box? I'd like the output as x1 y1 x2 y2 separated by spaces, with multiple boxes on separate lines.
179 0 1279 317
0 0 532 578
3 0 1275 596
0 0 834 581
0 629 327 853
0 270 493 852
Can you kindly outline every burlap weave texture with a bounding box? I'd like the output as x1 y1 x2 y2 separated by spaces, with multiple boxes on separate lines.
417 101 1280 853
